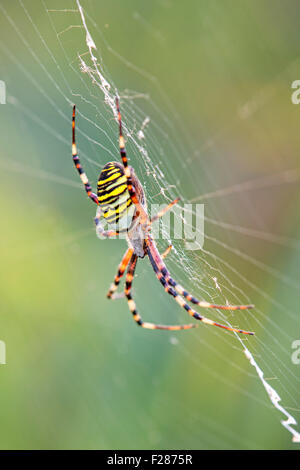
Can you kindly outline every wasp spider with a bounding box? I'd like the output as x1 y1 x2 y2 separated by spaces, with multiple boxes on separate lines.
71 99 254 335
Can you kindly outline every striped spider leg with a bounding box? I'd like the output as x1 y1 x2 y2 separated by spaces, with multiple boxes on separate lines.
146 234 254 335
123 254 197 331
106 247 134 299
107 243 174 301
116 96 149 225
72 106 98 205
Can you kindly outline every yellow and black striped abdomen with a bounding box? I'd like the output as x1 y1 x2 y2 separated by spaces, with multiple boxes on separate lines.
97 162 134 225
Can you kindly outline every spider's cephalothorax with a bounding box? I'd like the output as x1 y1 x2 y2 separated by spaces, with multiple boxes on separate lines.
71 99 255 334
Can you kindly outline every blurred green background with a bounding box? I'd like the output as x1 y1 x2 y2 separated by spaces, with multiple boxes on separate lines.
0 0 300 449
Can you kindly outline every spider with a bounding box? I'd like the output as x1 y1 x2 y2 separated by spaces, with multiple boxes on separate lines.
71 98 255 335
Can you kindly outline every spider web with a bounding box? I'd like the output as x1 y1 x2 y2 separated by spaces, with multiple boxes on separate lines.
0 0 300 449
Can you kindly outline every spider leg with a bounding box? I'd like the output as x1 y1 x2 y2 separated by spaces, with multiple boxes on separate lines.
116 96 129 170
146 237 254 335
115 97 149 223
72 106 98 205
150 198 180 225
107 248 134 299
161 244 173 259
116 97 138 202
124 254 197 331
147 236 254 311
